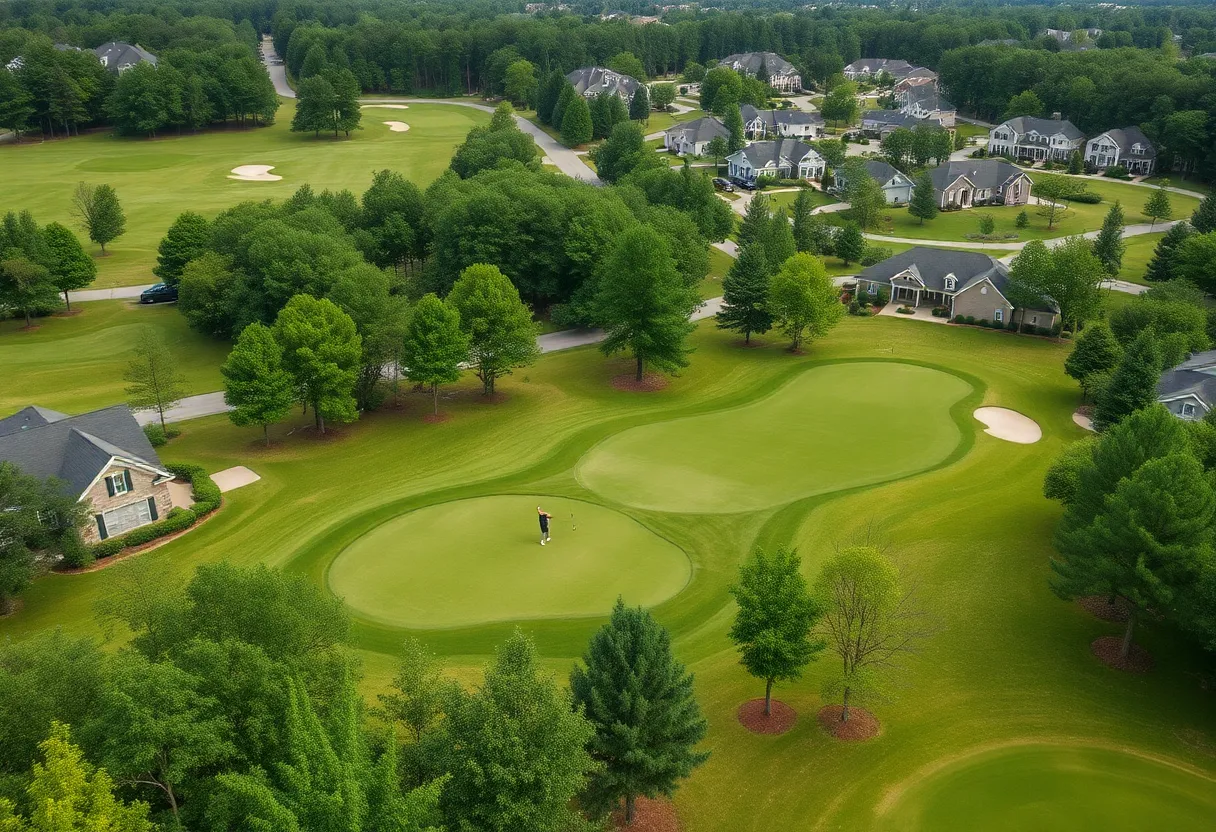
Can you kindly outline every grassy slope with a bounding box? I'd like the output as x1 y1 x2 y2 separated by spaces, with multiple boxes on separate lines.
0 100 489 288
1116 232 1163 285
0 301 228 417
5 313 1216 829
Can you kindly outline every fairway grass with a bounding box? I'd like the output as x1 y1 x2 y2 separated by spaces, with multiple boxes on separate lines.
328 495 690 628
0 100 489 288
576 362 971 513
877 743 1216 831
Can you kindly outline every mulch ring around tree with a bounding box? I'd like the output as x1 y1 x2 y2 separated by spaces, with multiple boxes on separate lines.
610 797 680 832
1078 595 1131 623
1092 636 1154 673
422 413 452 424
737 698 797 735
612 373 670 393
817 705 880 741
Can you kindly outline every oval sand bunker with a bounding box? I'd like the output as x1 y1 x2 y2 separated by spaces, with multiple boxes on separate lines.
974 407 1041 444
228 165 281 182
383 121 410 132
360 103 409 110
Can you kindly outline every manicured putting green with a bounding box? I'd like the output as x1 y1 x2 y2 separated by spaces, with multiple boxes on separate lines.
577 362 971 513
327 495 689 628
880 743 1216 831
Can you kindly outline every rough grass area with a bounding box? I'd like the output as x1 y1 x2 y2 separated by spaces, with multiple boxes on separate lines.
0 100 489 288
1115 232 1163 285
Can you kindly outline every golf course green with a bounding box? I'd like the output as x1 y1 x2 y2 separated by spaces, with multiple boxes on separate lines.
576 362 971 513
327 495 690 628
878 743 1216 831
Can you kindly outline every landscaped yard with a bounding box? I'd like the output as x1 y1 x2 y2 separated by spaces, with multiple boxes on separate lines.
765 188 839 213
0 100 490 289
5 306 1216 830
1115 232 1164 285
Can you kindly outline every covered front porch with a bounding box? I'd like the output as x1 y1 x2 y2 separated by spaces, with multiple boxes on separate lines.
890 276 953 312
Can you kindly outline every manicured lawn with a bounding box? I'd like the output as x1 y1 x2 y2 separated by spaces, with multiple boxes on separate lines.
955 122 990 143
0 100 489 288
1142 174 1211 196
765 188 839 213
4 305 1216 830
328 494 690 628
0 300 228 417
701 246 734 298
1115 232 1163 285
644 107 705 134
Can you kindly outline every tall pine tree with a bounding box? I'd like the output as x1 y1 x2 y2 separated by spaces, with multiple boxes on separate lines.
716 245 772 344
907 171 939 225
1143 221 1193 282
629 84 650 122
560 94 592 147
1093 330 1162 431
1092 201 1126 277
1192 193 1216 234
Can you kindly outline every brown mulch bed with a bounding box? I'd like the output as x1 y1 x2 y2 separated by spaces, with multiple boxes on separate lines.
817 705 880 741
1078 595 1131 623
1092 636 1154 673
612 373 670 393
55 501 222 575
610 797 680 832
737 698 797 735
422 413 452 424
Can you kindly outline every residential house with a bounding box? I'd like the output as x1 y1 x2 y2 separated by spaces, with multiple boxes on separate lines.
860 109 943 138
0 405 179 544
726 139 825 184
565 66 639 101
833 160 915 205
857 247 1059 327
987 115 1085 163
94 41 158 73
718 52 802 92
1041 28 1102 48
842 58 917 82
663 115 729 156
899 86 956 128
1084 126 1156 175
740 104 824 140
893 68 939 95
1157 350 1216 420
6 43 86 72
927 159 1032 209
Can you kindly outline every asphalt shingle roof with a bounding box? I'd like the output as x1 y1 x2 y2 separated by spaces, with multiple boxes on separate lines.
740 104 823 128
0 405 167 497
928 159 1026 192
719 52 798 77
94 41 158 71
999 115 1085 141
730 139 822 170
1093 126 1156 160
664 115 729 144
565 67 639 98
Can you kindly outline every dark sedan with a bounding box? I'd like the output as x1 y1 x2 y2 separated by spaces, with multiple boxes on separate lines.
139 283 179 304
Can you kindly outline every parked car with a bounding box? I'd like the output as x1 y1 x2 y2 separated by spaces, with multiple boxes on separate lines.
733 178 758 191
712 177 734 192
139 283 178 304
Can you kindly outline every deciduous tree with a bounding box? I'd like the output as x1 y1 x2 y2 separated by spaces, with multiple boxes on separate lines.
1144 185 1173 229
1065 322 1121 400
273 295 362 434
222 323 295 444
154 212 211 285
446 264 539 396
71 182 125 254
1093 330 1162 431
503 59 537 107
402 293 468 415
1033 175 1082 230
842 159 885 230
767 252 844 351
124 328 187 431
43 221 95 310
560 93 592 147
0 256 59 327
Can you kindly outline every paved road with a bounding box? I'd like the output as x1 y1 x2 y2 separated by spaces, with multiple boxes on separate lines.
69 284 154 303
135 392 231 427
260 36 294 98
866 219 1179 251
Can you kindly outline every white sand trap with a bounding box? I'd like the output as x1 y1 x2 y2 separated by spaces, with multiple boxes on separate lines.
974 407 1042 444
361 103 409 109
212 466 261 493
228 165 281 182
1072 410 1096 432
383 121 410 132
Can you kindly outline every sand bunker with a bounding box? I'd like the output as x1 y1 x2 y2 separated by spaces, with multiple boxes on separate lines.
228 165 281 182
1072 410 1095 432
974 407 1042 444
383 121 410 132
361 103 409 109
211 466 261 493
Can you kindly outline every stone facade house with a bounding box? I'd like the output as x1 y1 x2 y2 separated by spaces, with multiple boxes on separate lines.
1085 127 1156 175
987 115 1085 163
94 42 158 73
740 104 823 140
0 405 177 543
833 160 915 205
663 115 729 156
726 139 825 183
718 52 802 92
857 247 1059 327
927 160 1032 209
565 67 639 101
1156 350 1216 420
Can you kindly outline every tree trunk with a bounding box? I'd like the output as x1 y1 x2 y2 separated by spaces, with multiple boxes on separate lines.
63 289 72 312
100 242 107 255
1120 609 1137 660
23 308 32 328
158 408 167 432
164 780 181 829
635 355 644 382
745 329 751 345
432 382 439 415
624 793 636 826
263 423 270 446
764 677 773 716
485 372 495 397
841 686 851 722
314 402 323 433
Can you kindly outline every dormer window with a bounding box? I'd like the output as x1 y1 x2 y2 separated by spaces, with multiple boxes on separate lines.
944 276 956 291
1131 143 1142 154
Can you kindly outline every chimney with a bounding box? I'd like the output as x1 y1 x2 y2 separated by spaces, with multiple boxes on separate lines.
1051 112 1062 120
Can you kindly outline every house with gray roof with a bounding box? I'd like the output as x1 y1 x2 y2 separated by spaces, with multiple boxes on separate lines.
857 247 1058 328
1084 127 1156 175
860 109 943 137
718 52 802 92
565 66 639 101
842 58 918 82
987 115 1085 163
926 159 1032 209
832 160 915 205
740 104 823 140
894 67 938 94
663 115 729 156
94 41 158 73
900 86 956 128
726 139 825 184
0 405 178 543
1157 350 1216 420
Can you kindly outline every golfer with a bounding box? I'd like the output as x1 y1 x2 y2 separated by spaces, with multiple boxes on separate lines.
538 506 552 545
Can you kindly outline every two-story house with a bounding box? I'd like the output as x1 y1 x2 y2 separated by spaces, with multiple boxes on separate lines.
663 115 729 156
927 160 1032 209
860 109 943 138
0 405 179 544
832 160 916 205
717 52 802 92
1084 127 1156 175
842 58 918 82
739 104 824 140
899 86 956 128
726 139 825 184
987 115 1085 163
565 67 640 101
94 42 158 73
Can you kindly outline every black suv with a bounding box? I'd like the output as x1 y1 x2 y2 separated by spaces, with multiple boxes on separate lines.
712 177 734 192
139 283 178 304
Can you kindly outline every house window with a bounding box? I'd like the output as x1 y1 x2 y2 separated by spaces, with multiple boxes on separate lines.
944 277 956 290
868 282 878 294
994 309 1004 322
108 471 131 496
1031 315 1038 325
1182 403 1197 418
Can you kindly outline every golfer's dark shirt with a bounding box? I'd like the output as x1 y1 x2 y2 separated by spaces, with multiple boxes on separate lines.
539 514 549 532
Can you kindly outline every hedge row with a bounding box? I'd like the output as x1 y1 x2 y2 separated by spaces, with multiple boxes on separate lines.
83 464 222 563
